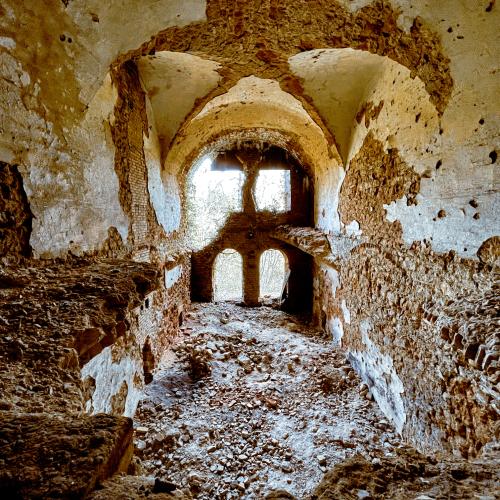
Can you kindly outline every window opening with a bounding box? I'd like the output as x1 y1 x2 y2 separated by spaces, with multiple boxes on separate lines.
187 157 245 251
213 249 243 302
259 249 288 301
254 169 291 212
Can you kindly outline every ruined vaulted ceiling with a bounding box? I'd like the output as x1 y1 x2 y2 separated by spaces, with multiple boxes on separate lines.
137 52 221 152
137 46 440 170
1 0 457 146
125 0 459 169
163 76 340 181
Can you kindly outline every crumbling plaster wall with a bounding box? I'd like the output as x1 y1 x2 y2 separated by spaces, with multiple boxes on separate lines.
77 61 192 413
310 1 499 457
82 258 191 418
0 49 128 257
0 260 166 497
1 1 193 439
0 0 205 258
0 0 497 467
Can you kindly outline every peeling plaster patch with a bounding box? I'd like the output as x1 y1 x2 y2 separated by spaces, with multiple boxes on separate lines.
143 129 174 234
338 0 373 13
341 299 351 324
81 345 142 418
0 37 16 49
165 265 182 289
325 266 340 298
348 320 406 435
328 316 344 346
345 220 362 237
384 172 500 258
142 90 182 235
19 71 30 87
2 63 127 257
138 51 221 151
78 73 129 246
316 164 344 234
0 146 15 163
163 173 182 233
67 0 208 105
290 48 386 162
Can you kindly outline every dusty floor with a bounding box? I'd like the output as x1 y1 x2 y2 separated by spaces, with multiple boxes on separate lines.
134 302 402 499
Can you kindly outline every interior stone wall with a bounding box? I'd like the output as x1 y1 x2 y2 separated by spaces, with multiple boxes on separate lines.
75 62 193 415
0 0 497 487
190 147 313 311
81 256 190 417
315 132 499 458
0 260 163 497
0 161 32 261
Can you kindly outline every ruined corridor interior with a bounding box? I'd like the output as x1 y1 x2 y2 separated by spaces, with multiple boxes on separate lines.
0 0 499 498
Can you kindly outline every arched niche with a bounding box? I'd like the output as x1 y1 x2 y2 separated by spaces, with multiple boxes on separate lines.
259 249 289 302
213 249 243 302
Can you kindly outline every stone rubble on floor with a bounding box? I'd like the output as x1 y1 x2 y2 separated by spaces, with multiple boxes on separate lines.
134 302 402 499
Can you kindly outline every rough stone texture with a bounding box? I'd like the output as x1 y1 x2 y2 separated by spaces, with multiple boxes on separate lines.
0 259 165 496
316 130 499 457
310 446 500 500
0 0 497 496
0 161 32 261
0 260 160 413
477 235 500 267
340 132 420 243
89 475 192 499
0 413 133 499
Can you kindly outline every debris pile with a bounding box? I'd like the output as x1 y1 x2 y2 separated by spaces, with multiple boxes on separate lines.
134 303 401 498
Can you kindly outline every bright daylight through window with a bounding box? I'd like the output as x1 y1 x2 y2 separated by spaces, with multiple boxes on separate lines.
187 157 245 251
254 169 291 212
213 249 243 301
259 249 287 300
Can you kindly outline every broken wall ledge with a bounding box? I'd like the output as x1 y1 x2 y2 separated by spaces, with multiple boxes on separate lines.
0 258 166 497
270 224 365 269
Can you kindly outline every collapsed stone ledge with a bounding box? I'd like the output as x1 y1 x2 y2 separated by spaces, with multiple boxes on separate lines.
0 258 160 414
270 225 364 269
0 412 133 499
307 445 500 500
0 258 163 498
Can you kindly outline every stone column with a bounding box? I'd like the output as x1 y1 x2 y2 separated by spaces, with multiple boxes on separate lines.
243 249 260 306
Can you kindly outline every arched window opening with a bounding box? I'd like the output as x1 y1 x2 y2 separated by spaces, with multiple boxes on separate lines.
259 249 288 302
254 169 291 212
186 156 245 251
213 249 243 302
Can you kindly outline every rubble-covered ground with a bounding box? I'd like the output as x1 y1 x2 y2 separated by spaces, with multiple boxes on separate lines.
134 302 402 499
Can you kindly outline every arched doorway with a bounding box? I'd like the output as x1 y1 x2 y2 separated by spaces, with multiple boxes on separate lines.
259 249 288 301
213 249 243 302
